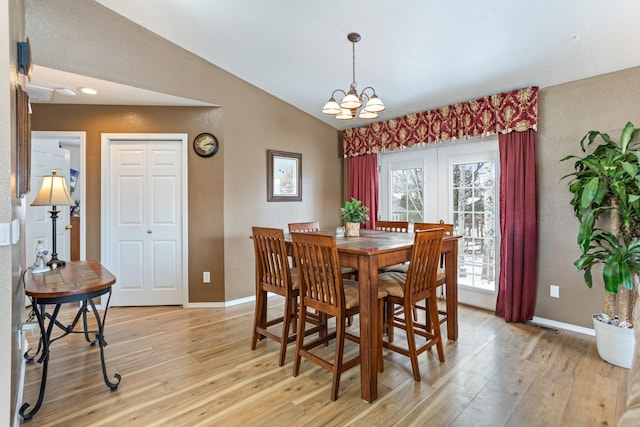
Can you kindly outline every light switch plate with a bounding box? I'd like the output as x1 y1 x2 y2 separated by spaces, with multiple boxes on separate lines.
0 223 10 246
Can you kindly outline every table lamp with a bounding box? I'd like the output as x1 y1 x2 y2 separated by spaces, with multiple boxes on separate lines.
31 169 74 267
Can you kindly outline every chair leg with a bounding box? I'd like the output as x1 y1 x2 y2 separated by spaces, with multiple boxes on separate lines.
386 298 395 343
279 295 294 367
331 314 346 401
405 303 421 382
251 289 266 350
429 297 445 362
293 305 307 377
378 298 385 373
291 297 298 334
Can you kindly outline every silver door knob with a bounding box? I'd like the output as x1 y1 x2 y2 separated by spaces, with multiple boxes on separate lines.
147 230 152 234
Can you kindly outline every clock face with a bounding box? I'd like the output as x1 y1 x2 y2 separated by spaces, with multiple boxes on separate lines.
193 133 219 157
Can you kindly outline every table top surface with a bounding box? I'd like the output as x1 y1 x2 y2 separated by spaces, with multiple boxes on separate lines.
284 229 460 255
25 260 116 298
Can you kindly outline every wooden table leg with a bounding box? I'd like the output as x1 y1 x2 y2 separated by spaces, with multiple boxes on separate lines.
445 240 459 341
357 255 378 402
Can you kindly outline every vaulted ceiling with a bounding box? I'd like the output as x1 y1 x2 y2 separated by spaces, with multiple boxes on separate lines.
30 0 640 130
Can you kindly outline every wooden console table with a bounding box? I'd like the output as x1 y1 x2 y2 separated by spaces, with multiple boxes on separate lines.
20 260 121 421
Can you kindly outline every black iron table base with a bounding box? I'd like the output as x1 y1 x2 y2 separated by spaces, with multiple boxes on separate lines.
19 288 121 421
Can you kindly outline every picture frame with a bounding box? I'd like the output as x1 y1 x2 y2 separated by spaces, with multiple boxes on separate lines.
16 86 31 199
267 150 302 202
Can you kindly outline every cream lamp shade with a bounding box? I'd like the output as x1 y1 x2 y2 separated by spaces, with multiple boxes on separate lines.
31 170 74 207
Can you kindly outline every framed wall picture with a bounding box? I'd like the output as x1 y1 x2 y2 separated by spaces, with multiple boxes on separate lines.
16 86 31 198
267 150 302 202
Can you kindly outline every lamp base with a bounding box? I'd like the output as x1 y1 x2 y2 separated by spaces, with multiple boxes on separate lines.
46 257 66 268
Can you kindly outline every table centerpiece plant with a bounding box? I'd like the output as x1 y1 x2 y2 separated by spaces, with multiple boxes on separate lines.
340 197 369 237
561 121 640 368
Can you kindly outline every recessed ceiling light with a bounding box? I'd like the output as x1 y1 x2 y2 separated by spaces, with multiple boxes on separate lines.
79 87 97 95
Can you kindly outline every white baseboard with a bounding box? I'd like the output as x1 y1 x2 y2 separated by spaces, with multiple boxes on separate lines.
531 316 595 336
14 338 28 427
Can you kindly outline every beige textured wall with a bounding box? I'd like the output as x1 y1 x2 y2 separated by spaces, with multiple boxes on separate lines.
537 66 640 327
25 0 342 303
30 105 228 303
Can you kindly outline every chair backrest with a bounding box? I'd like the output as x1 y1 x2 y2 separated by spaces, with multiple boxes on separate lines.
375 220 409 232
291 232 345 316
414 222 454 235
252 227 293 294
405 228 444 301
288 221 320 233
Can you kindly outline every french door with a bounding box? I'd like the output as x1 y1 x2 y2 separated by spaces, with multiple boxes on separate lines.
379 137 499 310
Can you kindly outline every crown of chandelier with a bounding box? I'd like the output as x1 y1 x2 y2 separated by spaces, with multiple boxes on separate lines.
322 33 385 120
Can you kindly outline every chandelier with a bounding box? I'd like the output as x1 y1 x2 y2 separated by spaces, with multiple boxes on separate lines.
322 32 385 120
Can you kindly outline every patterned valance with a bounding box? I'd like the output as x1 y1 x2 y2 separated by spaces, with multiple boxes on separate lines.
343 86 538 157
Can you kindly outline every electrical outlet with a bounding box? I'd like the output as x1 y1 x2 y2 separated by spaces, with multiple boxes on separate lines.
550 284 560 298
203 271 211 283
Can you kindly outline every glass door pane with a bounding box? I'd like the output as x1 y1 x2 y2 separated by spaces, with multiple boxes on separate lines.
452 161 496 293
391 167 424 222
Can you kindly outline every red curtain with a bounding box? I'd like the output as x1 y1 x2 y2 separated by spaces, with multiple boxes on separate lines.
495 129 538 322
347 154 378 230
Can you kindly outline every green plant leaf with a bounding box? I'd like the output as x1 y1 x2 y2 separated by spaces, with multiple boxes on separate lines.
580 177 600 209
621 122 635 154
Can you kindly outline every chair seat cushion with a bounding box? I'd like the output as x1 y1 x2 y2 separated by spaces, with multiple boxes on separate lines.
341 266 357 275
343 279 387 309
377 271 406 298
343 279 360 309
382 265 446 282
383 263 409 274
290 268 300 290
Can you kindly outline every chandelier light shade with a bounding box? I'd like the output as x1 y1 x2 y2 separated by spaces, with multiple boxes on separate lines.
322 32 385 121
31 169 74 267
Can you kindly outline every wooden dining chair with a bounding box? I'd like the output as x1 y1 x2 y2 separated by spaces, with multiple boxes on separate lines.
377 228 445 381
291 232 387 400
375 220 409 232
414 222 453 326
251 227 324 366
288 221 320 233
288 221 357 278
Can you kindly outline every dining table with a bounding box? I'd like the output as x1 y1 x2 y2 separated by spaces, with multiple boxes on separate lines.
283 229 461 403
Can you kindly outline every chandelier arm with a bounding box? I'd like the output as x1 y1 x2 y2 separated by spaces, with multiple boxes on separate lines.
331 89 347 99
360 86 377 96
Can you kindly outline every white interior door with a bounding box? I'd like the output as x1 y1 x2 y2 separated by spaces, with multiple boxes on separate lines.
26 139 71 267
104 137 184 306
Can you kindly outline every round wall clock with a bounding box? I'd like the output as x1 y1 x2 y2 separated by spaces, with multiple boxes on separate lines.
193 132 219 158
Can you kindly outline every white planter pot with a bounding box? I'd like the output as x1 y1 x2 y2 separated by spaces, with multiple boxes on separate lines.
592 314 635 369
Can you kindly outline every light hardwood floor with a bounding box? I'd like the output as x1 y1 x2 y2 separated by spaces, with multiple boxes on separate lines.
21 299 628 426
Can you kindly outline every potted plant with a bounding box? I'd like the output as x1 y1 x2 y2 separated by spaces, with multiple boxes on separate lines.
340 197 369 237
562 121 640 368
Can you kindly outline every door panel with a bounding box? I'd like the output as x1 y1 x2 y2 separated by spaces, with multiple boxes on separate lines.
108 139 182 306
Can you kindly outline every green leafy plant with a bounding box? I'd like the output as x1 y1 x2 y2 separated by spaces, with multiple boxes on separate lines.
561 122 640 322
340 197 369 224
